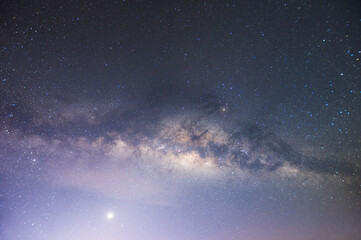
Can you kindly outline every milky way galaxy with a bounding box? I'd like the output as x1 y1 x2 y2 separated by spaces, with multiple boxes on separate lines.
1 1 361 240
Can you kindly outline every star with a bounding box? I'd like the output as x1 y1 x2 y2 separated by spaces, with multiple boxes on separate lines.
106 211 114 220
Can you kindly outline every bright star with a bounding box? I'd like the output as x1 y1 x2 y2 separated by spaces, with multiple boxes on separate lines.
106 211 114 220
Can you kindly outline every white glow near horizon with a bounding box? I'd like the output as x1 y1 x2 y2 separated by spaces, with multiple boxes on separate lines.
106 211 114 220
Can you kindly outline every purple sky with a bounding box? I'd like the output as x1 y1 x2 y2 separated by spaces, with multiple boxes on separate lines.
1 0 361 239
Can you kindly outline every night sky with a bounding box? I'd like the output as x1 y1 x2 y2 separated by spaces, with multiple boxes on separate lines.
1 0 361 239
